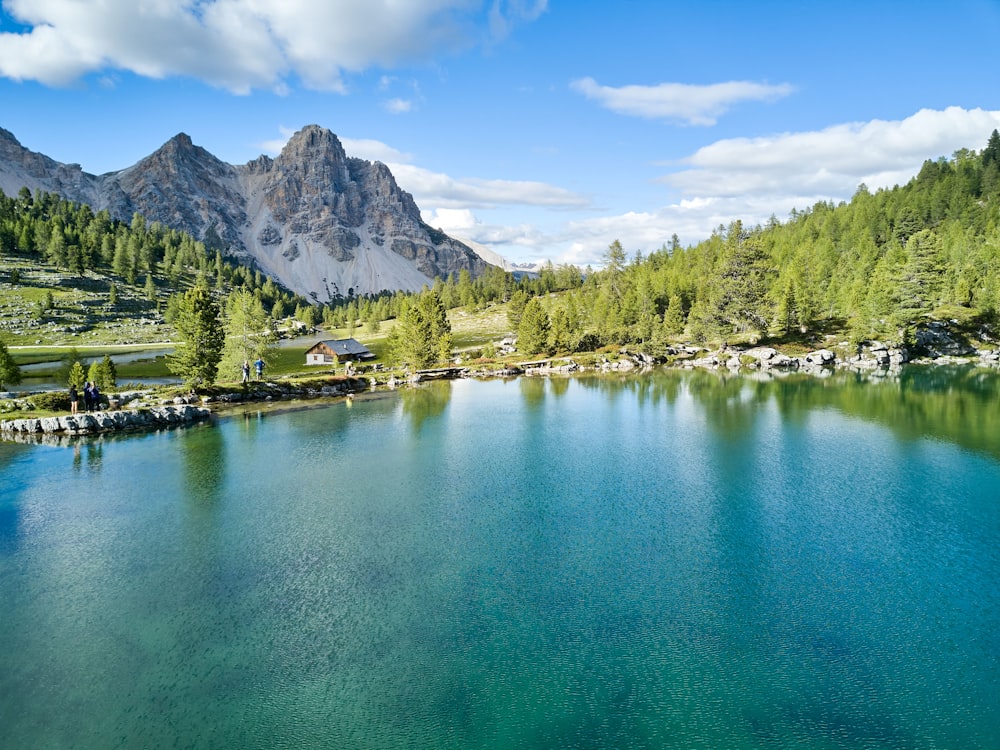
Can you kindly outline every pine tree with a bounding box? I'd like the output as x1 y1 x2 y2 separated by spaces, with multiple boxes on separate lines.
549 306 575 352
507 289 529 329
517 298 551 356
220 289 276 382
67 361 86 389
662 294 685 336
167 285 225 387
704 221 771 338
420 290 453 363
390 290 453 368
0 338 22 390
391 299 435 368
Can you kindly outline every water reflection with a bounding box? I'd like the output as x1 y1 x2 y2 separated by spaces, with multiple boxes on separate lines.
518 376 546 409
399 381 452 431
179 423 226 509
592 365 1000 461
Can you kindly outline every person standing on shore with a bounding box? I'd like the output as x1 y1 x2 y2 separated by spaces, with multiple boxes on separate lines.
69 384 79 414
242 360 250 384
83 381 93 412
254 357 264 381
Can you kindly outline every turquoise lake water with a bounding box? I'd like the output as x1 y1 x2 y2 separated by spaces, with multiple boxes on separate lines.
1 369 998 748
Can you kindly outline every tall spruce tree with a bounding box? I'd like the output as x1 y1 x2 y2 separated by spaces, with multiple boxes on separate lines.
517 298 551 356
390 289 453 368
167 284 225 387
220 288 276 382
0 338 22 390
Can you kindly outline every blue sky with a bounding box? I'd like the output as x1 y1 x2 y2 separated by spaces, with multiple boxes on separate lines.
2 1 1000 268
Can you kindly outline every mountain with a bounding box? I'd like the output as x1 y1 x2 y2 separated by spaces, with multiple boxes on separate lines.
0 125 490 299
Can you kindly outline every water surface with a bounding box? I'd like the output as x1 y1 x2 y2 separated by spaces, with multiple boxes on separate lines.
1 368 998 748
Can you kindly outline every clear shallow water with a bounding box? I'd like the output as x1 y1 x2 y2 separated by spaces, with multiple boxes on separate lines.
1 369 998 749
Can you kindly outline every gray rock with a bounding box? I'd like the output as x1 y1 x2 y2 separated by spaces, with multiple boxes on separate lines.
804 349 836 365
915 321 975 357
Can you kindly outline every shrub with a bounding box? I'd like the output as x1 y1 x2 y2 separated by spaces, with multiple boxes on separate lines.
29 391 70 411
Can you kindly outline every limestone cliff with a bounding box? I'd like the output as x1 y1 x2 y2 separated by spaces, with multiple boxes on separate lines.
0 125 490 299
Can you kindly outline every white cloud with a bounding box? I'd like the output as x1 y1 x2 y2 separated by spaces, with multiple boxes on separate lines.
665 106 1000 198
489 106 1000 267
488 0 548 41
341 138 414 164
383 97 414 114
258 125 298 155
389 163 591 209
570 77 794 126
0 0 543 91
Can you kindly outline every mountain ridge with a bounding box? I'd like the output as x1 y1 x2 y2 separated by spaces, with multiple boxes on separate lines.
0 125 490 299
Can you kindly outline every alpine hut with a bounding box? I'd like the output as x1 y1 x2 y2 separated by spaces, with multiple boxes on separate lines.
305 338 375 366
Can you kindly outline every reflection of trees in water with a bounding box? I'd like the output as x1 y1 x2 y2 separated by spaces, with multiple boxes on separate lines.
179 424 225 509
574 372 685 409
549 376 570 398
683 365 1000 460
556 366 1000 459
518 376 546 409
400 381 452 431
686 370 772 438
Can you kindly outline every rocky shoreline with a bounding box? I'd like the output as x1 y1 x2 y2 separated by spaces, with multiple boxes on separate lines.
4 336 1000 443
0 376 376 442
0 403 212 441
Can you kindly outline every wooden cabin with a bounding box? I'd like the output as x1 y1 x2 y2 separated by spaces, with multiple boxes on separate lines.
305 338 375 365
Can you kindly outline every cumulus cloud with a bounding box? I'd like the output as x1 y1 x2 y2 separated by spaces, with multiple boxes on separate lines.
0 0 542 91
258 125 298 155
340 138 414 164
664 106 1000 198
570 77 794 126
519 106 1000 267
383 97 414 114
488 0 548 41
389 163 591 210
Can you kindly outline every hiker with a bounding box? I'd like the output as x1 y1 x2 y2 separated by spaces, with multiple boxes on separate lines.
91 383 101 411
83 381 94 412
254 357 264 380
69 384 79 414
242 360 250 383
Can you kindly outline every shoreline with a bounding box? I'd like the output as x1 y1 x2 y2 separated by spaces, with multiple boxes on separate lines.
3 343 999 443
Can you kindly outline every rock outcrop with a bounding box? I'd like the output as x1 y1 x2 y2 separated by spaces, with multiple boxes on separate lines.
0 404 211 437
0 125 490 299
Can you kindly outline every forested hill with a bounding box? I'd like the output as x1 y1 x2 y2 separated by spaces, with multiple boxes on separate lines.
543 129 1000 351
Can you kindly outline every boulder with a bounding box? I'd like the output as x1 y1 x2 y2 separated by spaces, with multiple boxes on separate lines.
915 321 975 357
804 349 836 366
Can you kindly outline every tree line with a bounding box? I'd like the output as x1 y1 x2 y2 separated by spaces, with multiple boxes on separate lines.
0 186 316 319
5 130 1000 381
506 130 1000 356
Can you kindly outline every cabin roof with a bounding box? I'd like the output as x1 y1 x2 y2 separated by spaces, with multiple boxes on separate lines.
306 338 374 357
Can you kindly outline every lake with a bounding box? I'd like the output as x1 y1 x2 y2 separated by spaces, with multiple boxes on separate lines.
1 368 998 749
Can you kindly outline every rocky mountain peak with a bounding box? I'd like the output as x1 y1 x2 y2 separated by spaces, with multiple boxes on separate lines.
280 124 347 160
0 124 493 299
0 127 21 146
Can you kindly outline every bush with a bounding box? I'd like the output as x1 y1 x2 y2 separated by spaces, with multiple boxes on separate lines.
29 391 70 411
